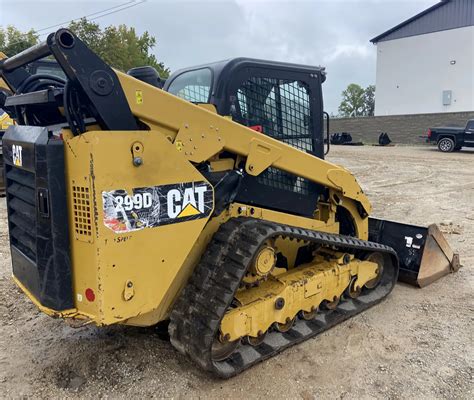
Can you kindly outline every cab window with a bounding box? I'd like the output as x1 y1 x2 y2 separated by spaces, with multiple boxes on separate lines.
167 68 212 103
35 65 66 80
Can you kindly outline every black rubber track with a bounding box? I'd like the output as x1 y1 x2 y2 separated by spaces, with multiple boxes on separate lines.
169 217 399 378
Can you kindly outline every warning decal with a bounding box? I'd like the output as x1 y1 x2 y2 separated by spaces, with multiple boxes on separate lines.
102 181 213 233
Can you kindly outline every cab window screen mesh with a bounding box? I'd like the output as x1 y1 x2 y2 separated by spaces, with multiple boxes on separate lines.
177 86 210 103
236 78 313 152
236 77 313 195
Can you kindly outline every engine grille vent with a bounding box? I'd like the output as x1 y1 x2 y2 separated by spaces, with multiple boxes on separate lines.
72 185 92 241
6 166 37 261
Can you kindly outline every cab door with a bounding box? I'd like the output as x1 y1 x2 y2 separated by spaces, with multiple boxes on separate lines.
465 120 474 147
224 65 324 217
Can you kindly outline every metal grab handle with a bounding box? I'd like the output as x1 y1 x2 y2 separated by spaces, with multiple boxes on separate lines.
0 29 75 73
323 111 330 155
0 41 51 73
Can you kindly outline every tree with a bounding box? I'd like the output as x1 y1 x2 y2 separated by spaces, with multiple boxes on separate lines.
0 26 39 56
0 20 169 78
338 83 366 117
69 18 169 77
364 85 375 116
338 84 376 117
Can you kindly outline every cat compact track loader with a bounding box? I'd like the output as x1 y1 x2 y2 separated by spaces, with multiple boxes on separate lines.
0 30 460 378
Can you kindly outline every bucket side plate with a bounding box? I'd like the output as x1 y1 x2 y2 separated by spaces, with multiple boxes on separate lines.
368 218 460 287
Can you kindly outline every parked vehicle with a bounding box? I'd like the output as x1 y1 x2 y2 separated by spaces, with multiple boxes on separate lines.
427 119 474 152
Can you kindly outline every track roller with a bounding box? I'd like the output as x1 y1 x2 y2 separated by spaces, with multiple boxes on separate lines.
321 295 340 310
275 317 296 333
245 331 267 346
299 307 318 320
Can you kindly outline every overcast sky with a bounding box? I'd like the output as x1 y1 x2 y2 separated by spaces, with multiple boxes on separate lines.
0 0 435 113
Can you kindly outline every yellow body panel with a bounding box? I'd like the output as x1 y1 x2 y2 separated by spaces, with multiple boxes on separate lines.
64 130 214 325
0 72 14 131
0 111 14 131
1 53 15 130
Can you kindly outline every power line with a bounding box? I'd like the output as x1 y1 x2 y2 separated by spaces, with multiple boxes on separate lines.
1 0 146 51
76 0 146 24
30 1 138 36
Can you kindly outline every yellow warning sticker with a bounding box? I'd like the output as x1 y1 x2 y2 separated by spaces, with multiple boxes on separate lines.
135 90 143 104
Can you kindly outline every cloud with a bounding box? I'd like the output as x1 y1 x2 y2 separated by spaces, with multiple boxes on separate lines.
323 44 372 63
1 0 436 112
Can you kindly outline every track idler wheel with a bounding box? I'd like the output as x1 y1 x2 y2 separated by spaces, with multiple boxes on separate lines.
364 252 384 289
321 295 340 310
275 317 296 333
211 335 239 361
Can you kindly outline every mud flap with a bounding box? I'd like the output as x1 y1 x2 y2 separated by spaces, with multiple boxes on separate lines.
368 218 461 287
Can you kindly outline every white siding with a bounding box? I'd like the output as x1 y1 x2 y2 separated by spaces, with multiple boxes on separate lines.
374 26 474 116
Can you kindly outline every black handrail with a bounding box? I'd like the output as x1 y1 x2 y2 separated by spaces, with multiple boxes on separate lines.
0 41 51 72
323 111 330 155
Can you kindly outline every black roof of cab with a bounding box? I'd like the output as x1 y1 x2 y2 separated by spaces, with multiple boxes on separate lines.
163 57 326 113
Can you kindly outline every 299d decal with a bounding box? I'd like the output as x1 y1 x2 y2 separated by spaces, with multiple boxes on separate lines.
102 181 213 233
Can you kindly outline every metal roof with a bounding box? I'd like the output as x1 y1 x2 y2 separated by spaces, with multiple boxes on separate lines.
371 0 474 43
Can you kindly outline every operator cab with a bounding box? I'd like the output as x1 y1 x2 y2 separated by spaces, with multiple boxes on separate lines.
164 58 326 158
164 58 327 217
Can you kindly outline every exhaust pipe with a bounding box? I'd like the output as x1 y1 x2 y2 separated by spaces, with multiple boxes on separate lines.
369 218 461 287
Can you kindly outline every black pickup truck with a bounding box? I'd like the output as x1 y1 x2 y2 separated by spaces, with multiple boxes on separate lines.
427 119 474 152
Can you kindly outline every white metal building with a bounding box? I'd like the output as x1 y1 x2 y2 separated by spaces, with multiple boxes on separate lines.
371 0 474 116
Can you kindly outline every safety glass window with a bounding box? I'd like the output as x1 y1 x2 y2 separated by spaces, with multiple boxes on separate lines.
168 68 212 103
35 65 66 80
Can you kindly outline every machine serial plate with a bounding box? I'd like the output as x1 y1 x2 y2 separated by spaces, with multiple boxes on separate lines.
102 181 213 233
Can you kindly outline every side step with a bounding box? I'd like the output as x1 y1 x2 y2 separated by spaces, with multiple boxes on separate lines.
369 218 461 287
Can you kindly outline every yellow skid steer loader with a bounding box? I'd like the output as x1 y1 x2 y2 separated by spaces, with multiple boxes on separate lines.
0 30 459 377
